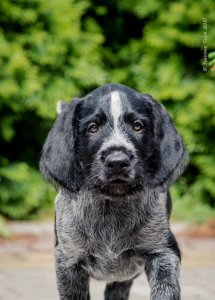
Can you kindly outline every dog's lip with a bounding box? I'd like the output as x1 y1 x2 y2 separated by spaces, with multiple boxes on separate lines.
108 178 128 184
100 176 131 187
96 176 141 196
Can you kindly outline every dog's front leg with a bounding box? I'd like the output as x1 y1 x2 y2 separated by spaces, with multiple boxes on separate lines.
104 279 133 300
55 248 90 300
145 251 180 300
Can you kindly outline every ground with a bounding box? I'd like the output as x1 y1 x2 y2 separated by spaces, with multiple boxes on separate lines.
0 221 215 300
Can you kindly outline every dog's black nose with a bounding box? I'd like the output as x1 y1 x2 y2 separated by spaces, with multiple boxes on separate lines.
104 151 130 173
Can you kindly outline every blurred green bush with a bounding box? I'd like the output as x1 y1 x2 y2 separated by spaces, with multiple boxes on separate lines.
0 0 215 225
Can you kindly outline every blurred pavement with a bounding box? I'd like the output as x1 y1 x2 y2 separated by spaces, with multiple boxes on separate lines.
0 221 215 300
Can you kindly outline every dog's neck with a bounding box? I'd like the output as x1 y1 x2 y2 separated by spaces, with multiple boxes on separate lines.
59 188 168 223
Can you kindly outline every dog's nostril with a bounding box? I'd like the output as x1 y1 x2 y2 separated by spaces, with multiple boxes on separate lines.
120 162 129 169
107 162 114 169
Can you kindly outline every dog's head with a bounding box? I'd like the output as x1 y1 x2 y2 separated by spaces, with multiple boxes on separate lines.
40 84 188 197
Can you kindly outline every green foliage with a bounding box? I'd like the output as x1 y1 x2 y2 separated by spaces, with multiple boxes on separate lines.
209 51 215 67
0 162 54 219
0 0 106 119
0 0 215 226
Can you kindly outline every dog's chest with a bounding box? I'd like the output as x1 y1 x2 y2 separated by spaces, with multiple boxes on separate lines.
56 192 167 281
71 205 146 281
86 248 144 282
58 205 144 281
82 217 145 281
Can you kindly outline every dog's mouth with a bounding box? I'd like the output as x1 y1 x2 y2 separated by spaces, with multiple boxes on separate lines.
99 176 137 196
109 178 128 185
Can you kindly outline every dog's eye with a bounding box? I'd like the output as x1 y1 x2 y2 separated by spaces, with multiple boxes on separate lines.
88 122 99 133
132 121 144 132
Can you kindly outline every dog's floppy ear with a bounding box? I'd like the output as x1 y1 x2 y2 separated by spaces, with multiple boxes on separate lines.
144 95 188 188
40 98 82 191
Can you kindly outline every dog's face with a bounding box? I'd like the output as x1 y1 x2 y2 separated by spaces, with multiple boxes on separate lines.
78 87 158 197
40 84 188 197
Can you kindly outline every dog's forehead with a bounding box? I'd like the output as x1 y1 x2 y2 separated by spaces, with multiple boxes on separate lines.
82 84 145 117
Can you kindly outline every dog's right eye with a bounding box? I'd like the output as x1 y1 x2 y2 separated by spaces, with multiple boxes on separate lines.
88 122 99 133
132 120 144 132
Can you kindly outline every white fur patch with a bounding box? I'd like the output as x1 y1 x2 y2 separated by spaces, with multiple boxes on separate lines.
110 91 122 128
56 100 64 115
100 91 135 153
100 130 135 152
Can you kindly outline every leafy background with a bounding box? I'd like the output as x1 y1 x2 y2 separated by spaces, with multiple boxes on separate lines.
0 0 215 235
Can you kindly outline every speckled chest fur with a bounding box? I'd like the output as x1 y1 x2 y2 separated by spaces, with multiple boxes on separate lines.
55 189 170 282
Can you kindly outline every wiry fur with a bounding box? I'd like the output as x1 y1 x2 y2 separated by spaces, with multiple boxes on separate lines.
40 83 188 300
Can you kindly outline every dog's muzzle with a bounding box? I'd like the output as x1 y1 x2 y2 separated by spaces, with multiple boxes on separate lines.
96 149 138 196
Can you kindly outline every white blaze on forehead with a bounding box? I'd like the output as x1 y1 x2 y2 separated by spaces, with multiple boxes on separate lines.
110 91 122 128
99 90 135 153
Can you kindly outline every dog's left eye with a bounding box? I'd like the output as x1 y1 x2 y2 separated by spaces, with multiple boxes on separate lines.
88 122 99 133
132 120 144 132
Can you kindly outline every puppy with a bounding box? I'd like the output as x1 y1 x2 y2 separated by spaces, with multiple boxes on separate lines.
40 83 188 300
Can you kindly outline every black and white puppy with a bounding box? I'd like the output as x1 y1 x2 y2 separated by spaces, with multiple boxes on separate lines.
40 83 188 300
